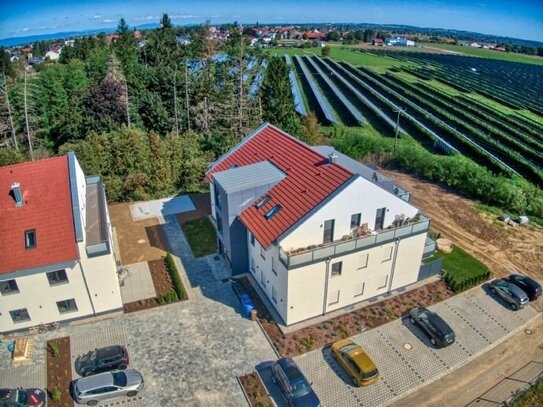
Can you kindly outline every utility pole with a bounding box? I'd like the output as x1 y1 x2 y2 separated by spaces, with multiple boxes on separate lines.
173 69 179 136
23 66 34 160
184 59 191 132
393 106 406 151
1 72 18 150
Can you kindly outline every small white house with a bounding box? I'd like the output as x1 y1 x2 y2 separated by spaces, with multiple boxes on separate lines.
0 153 122 333
45 50 61 61
207 124 435 325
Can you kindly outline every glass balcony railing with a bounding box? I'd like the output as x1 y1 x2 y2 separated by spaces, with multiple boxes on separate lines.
279 214 430 269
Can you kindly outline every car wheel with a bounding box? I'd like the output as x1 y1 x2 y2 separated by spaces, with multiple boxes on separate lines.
430 338 436 346
118 364 127 370
510 303 518 310
127 391 138 397
87 401 98 406
409 317 415 324
352 376 357 386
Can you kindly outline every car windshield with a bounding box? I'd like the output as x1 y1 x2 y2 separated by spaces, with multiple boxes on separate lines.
340 343 359 354
112 372 127 387
90 351 98 363
362 368 378 380
290 377 311 398
16 389 29 404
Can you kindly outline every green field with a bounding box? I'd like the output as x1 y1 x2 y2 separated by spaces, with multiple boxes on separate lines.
419 43 543 65
267 45 412 68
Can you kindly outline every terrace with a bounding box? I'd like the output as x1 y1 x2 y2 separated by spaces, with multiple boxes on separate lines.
279 214 431 269
85 175 111 257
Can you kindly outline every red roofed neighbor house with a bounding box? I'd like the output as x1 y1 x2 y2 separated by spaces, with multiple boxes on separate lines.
0 153 122 333
207 123 434 325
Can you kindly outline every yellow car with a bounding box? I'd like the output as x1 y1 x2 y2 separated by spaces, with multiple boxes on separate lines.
331 339 379 386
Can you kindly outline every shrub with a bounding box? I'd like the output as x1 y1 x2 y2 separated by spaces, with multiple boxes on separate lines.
165 253 187 300
48 340 60 358
49 387 62 402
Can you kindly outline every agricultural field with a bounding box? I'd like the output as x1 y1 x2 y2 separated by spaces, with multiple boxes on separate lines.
419 42 543 65
273 50 543 187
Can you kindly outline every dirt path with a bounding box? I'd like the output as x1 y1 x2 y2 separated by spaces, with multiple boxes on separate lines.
381 170 543 281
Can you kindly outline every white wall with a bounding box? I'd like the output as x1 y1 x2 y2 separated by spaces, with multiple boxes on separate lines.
74 156 87 231
279 176 419 252
247 233 289 323
0 261 95 332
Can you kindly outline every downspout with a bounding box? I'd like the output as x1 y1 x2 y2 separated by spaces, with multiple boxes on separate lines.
322 258 331 315
78 259 97 316
387 239 401 293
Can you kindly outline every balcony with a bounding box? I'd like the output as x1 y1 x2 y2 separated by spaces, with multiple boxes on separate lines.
85 176 111 257
279 214 430 269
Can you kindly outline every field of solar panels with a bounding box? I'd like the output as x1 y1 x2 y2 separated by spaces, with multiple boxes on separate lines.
278 49 543 188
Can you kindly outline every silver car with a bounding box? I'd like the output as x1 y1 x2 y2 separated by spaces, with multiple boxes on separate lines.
72 369 143 405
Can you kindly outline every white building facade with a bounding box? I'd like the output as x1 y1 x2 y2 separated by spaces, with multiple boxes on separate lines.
208 124 434 326
0 153 122 333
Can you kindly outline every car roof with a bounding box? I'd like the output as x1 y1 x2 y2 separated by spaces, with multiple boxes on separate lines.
508 283 529 298
510 274 539 287
343 344 376 372
427 312 453 333
76 371 114 392
96 345 124 358
276 358 305 382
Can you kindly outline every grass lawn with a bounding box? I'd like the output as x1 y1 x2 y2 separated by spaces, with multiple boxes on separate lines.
511 378 543 407
419 43 543 66
267 45 412 68
180 217 217 258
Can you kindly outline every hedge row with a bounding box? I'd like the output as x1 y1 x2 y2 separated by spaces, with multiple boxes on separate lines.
444 270 491 293
157 291 179 304
165 253 187 300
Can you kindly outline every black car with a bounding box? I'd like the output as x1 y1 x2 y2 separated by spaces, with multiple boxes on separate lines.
506 274 541 302
75 345 129 377
0 387 46 407
490 279 529 310
271 358 321 407
409 307 455 348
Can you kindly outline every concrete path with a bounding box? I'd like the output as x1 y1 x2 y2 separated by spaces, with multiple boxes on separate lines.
130 195 195 221
119 261 156 304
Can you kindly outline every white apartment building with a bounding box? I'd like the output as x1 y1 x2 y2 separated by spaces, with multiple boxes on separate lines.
0 153 122 333
207 123 435 326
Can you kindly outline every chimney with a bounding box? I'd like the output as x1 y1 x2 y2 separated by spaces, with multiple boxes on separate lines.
328 152 338 165
11 182 23 207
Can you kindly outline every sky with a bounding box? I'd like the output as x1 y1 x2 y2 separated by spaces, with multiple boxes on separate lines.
1 0 542 42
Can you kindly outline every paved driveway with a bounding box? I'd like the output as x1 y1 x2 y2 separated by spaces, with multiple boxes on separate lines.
260 288 539 407
0 214 276 407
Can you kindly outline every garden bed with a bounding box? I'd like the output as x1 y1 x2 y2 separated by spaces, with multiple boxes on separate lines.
238 372 273 407
240 277 453 357
46 337 73 407
123 256 187 313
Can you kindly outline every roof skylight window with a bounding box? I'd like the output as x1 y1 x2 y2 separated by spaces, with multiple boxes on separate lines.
264 205 282 220
256 195 271 209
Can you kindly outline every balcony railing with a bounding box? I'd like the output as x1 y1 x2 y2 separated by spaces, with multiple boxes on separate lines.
279 214 430 269
85 176 111 257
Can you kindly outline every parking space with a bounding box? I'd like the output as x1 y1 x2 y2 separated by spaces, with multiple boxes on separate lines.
275 289 540 407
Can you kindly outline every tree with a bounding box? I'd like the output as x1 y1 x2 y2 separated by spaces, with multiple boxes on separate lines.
114 18 137 74
300 112 321 145
261 57 301 136
326 31 340 42
321 46 332 57
159 13 173 29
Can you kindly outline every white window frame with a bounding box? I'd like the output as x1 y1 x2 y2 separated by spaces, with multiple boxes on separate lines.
382 246 393 262
328 290 340 305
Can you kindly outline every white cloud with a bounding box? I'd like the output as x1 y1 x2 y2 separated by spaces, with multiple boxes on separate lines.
102 19 115 23
133 15 158 21
22 27 30 32
90 15 102 20
170 14 198 19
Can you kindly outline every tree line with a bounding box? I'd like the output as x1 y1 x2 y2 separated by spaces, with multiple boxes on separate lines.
0 15 318 201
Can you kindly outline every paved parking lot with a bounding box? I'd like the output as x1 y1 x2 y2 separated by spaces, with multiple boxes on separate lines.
260 288 539 407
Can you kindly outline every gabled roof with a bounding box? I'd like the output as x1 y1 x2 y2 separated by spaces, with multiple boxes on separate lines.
207 123 353 248
0 156 78 275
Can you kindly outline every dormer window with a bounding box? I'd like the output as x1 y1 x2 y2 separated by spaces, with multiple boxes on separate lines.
264 205 281 220
25 229 36 249
256 195 271 209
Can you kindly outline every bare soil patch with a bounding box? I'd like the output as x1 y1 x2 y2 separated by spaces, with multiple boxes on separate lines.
240 277 453 357
46 337 73 407
381 170 543 281
238 372 273 407
109 203 168 265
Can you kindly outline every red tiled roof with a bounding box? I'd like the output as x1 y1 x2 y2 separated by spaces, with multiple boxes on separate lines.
0 156 78 274
207 124 353 248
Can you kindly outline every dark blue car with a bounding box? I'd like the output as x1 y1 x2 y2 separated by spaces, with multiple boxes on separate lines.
271 358 320 407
